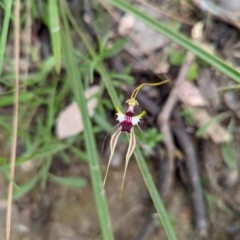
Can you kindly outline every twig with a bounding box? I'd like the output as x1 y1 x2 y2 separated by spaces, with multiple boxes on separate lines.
156 146 172 198
173 111 208 236
157 52 195 196
6 0 20 239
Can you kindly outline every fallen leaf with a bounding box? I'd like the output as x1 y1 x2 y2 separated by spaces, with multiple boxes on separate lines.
56 85 100 139
190 107 231 143
178 80 207 107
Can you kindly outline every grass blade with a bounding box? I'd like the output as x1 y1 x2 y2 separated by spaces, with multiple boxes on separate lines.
49 175 87 188
59 1 114 239
221 143 236 169
48 0 61 73
0 92 33 107
107 0 240 83
196 112 229 137
0 0 13 78
13 174 40 200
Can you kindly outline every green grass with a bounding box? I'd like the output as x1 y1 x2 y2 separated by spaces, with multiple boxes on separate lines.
0 0 13 78
48 0 61 73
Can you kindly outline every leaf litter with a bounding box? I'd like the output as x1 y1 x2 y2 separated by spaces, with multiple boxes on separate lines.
56 85 100 139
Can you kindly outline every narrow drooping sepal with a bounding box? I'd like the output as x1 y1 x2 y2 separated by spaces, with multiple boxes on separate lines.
102 126 122 189
120 127 136 197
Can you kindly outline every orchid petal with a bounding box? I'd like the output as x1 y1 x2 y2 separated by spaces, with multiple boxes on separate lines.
132 110 146 125
102 126 122 189
120 127 136 196
115 105 125 123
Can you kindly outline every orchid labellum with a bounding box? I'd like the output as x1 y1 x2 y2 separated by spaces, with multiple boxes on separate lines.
102 80 169 196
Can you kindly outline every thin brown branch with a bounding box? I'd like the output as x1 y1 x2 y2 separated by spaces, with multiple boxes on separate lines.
6 0 20 239
173 111 208 236
157 52 195 197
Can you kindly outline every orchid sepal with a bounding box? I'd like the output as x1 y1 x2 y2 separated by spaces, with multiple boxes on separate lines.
120 127 136 197
102 126 122 189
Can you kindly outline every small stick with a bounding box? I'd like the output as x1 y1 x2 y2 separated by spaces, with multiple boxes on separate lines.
173 111 208 236
157 52 195 196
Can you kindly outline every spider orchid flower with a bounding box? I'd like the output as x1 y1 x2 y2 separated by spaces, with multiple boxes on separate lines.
102 80 169 196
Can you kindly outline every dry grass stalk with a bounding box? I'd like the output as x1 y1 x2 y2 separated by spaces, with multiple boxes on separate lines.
6 0 20 239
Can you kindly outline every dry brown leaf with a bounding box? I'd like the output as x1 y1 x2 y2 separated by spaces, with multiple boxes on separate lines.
191 107 231 143
56 85 100 139
178 80 207 107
